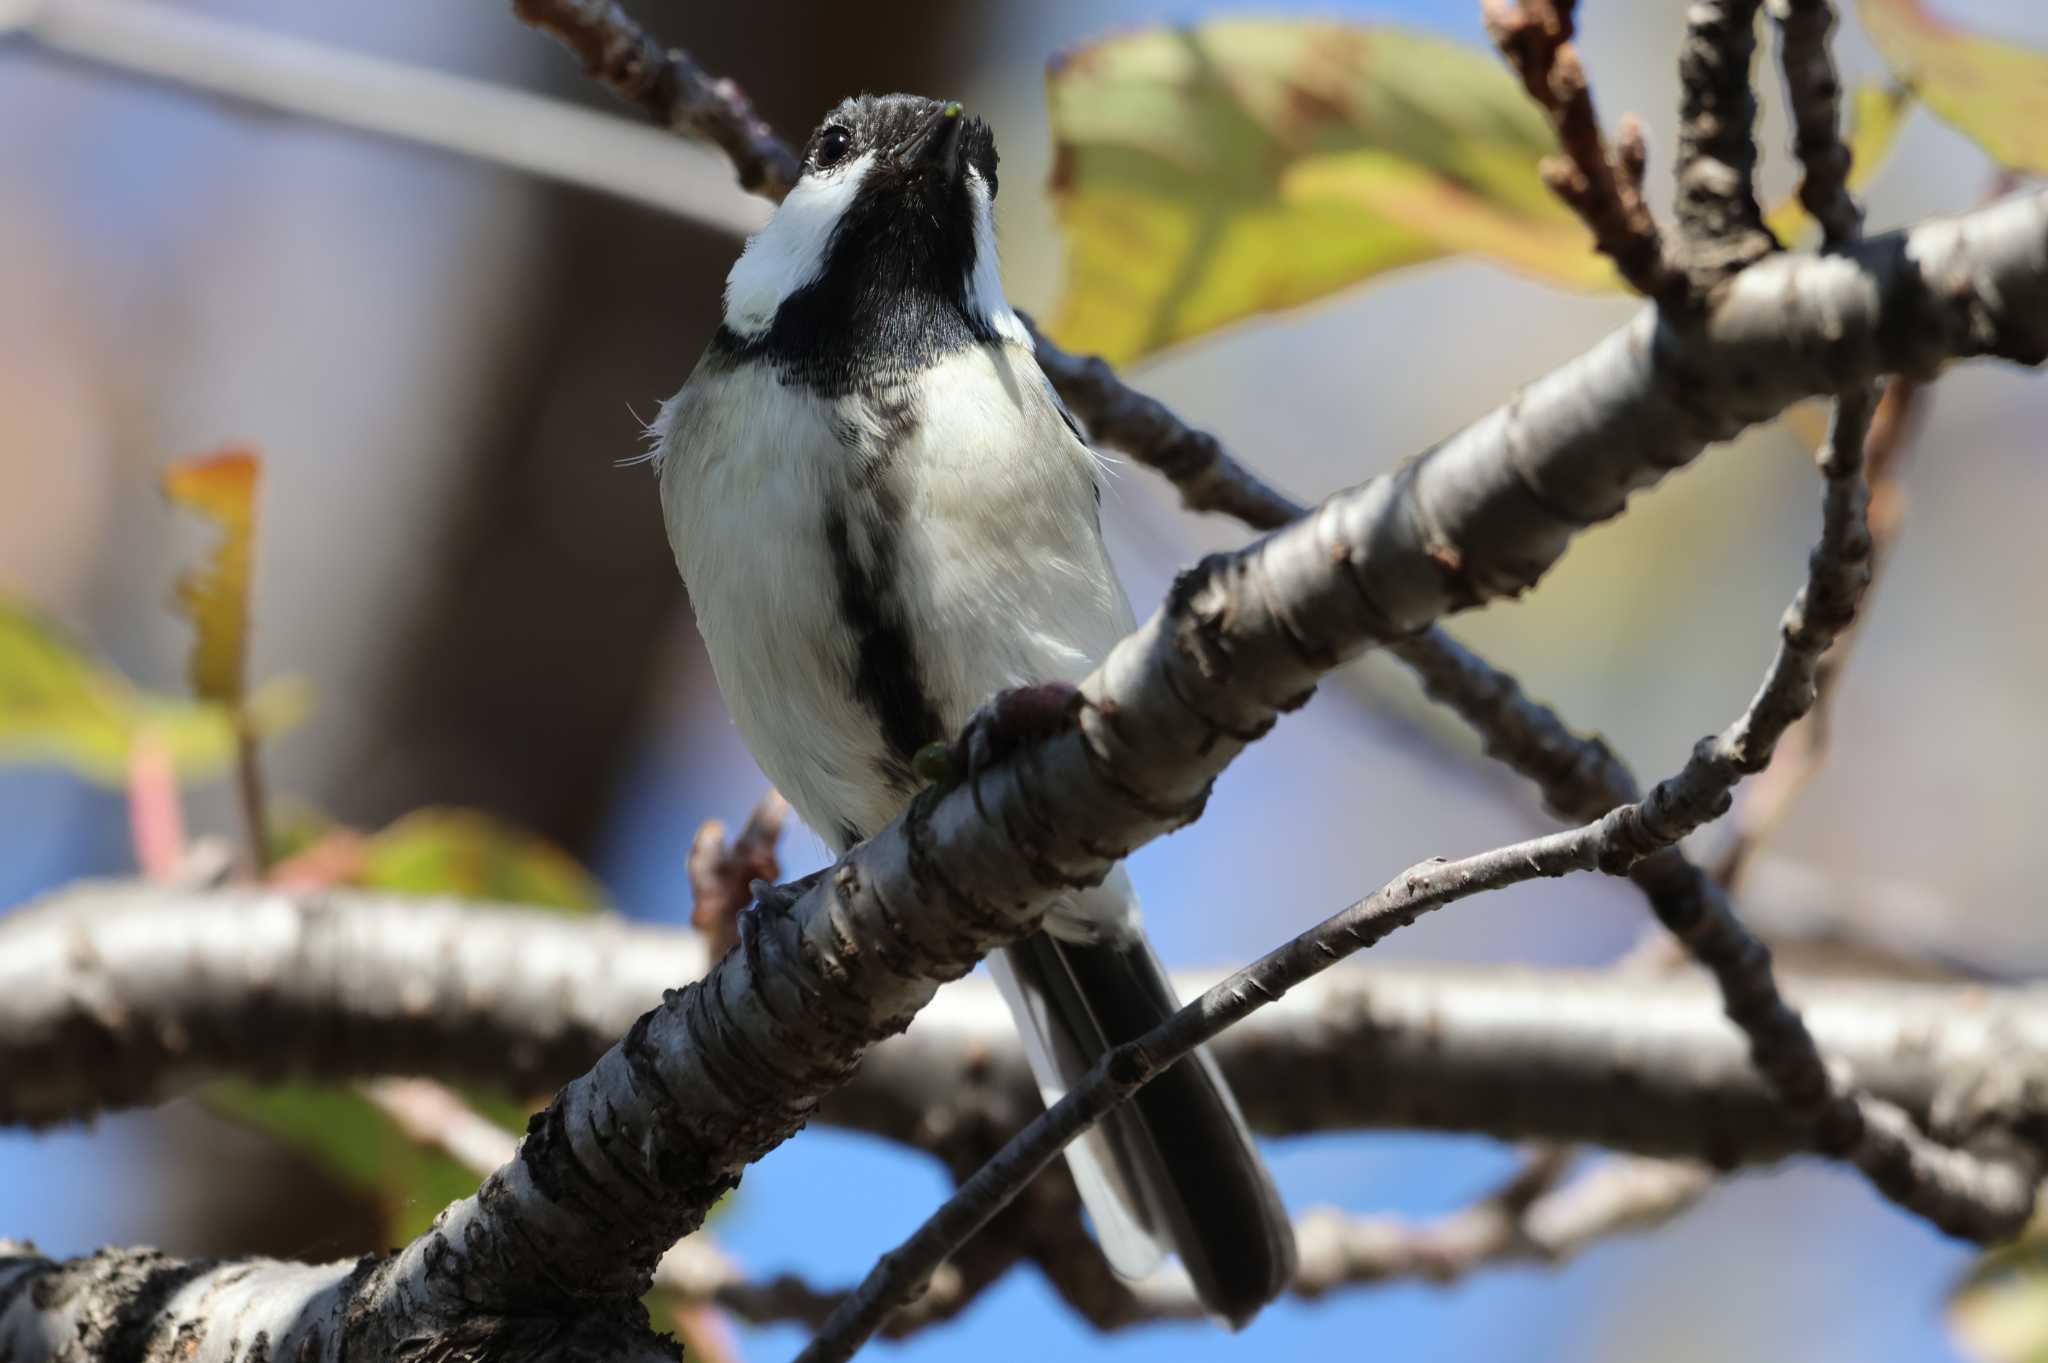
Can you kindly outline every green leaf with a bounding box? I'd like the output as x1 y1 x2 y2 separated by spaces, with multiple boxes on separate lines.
359 808 607 914
204 811 603 1244
162 448 262 707
1045 20 1608 365
1859 0 2048 173
1763 84 1913 244
0 597 306 785
1953 1235 2048 1363
205 1081 495 1245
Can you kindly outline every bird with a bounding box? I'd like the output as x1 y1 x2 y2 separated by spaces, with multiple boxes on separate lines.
649 92 1295 1326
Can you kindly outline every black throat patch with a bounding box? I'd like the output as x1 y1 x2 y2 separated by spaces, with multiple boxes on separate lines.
715 97 1002 395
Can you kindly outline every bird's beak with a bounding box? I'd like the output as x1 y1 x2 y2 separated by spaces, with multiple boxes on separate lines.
895 101 966 179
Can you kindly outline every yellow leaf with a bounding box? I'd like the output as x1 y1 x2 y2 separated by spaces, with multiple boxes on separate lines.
360 808 608 913
1046 21 1609 365
1764 85 1914 245
0 597 306 784
1858 0 2048 173
1952 1236 2048 1363
162 447 261 706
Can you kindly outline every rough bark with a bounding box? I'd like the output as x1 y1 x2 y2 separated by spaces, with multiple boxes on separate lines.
5 166 2045 1363
10 882 2048 1165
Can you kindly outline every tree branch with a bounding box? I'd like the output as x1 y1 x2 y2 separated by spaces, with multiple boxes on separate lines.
1768 0 1863 247
10 1 2048 1349
14 882 2048 1162
794 403 2030 1353
508 0 799 199
1483 0 1677 300
6 0 767 237
1673 0 1778 282
1120 1154 1713 1320
5 192 2047 1355
1023 323 1308 531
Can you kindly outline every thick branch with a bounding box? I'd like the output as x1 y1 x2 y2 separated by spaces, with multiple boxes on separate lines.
8 196 2045 1341
11 197 2048 1331
798 452 2028 1351
0 1243 678 1363
414 198 2030 1322
13 883 2048 1162
9 0 767 237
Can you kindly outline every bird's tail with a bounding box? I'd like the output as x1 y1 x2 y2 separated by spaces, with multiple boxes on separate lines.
989 898 1295 1327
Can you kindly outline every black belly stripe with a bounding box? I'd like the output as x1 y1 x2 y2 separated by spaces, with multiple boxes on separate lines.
824 506 945 782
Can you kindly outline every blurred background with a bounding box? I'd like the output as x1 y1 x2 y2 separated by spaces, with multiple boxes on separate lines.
3 0 2045 1359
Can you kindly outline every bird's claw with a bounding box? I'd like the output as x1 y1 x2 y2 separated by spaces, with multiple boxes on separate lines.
749 868 825 915
947 681 1083 805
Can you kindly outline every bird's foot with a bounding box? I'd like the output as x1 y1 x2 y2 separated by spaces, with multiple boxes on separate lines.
947 681 1084 803
749 868 826 915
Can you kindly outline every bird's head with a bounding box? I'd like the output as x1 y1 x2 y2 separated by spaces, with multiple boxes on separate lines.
721 94 1024 360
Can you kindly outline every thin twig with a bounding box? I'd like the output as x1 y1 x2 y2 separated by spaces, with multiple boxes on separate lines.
1482 0 1677 300
1673 0 1778 283
1387 630 1641 821
1132 1154 1711 1316
796 400 2037 1359
508 0 799 200
233 713 271 877
803 683 2020 1363
1769 0 1862 246
795 834 1620 1362
497 7 2040 1332
1244 1156 1714 1329
1711 10 1894 887
1023 321 1308 531
1713 378 1923 886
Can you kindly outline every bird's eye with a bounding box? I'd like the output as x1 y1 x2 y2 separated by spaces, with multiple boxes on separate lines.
816 126 853 169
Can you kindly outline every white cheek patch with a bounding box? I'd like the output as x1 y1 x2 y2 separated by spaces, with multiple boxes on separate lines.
964 170 1030 345
723 152 875 338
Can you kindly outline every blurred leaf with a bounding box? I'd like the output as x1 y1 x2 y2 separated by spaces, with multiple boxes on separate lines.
205 809 601 1242
163 448 261 705
205 1081 484 1245
1953 1236 2048 1363
0 598 305 784
265 798 348 868
359 807 607 913
1045 20 1608 365
1777 397 1836 453
1763 84 1914 244
1858 0 2048 173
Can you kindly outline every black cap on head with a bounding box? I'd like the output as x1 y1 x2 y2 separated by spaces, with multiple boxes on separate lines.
803 93 998 197
716 94 1013 387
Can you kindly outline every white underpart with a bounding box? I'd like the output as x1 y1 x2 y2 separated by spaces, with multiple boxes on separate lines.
964 169 1031 345
657 344 1134 872
721 151 875 338
663 239 1175 1284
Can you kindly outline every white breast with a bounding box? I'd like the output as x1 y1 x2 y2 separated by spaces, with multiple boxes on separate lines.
656 342 1133 853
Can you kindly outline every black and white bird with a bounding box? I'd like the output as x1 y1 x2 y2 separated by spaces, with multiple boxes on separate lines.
650 93 1295 1325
